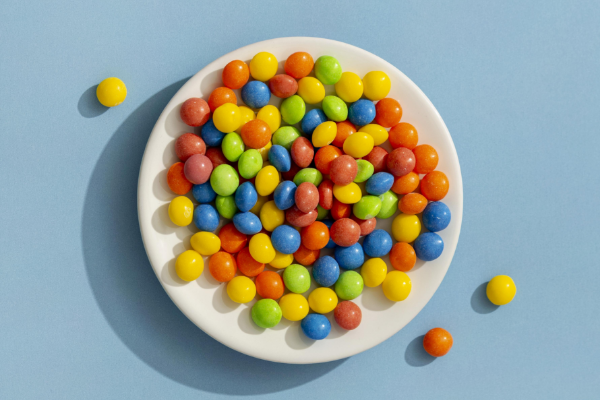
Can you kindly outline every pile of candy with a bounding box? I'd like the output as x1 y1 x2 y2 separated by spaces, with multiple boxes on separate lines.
165 50 454 340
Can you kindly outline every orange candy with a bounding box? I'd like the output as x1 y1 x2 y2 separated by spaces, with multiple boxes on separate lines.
208 251 237 282
293 244 320 266
208 87 237 112
222 60 250 90
218 223 248 253
391 172 420 195
389 242 416 272
333 121 356 148
167 162 193 195
240 119 271 149
330 199 352 220
314 145 343 175
375 98 402 128
301 221 330 250
255 271 284 300
423 327 453 357
236 246 265 277
399 193 428 214
389 122 418 150
420 171 449 201
284 52 314 79
413 144 439 174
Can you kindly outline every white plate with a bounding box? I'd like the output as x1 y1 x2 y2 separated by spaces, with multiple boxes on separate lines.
137 37 463 364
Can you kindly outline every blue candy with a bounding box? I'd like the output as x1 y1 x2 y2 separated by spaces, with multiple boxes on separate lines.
193 204 219 232
234 182 258 213
348 99 376 126
200 119 226 147
363 229 393 257
232 212 262 235
301 314 331 340
241 81 271 109
312 256 340 287
334 242 364 270
422 202 451 232
192 182 217 203
268 145 291 172
365 172 394 195
270 225 301 254
273 181 297 210
414 232 444 261
301 109 328 137
321 219 336 249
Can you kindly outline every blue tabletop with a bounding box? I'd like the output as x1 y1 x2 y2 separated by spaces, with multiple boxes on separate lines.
1 0 599 398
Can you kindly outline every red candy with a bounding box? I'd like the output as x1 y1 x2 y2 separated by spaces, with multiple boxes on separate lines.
330 155 358 185
420 171 449 201
387 147 415 177
284 52 314 79
330 218 360 247
184 154 213 185
175 133 206 162
255 271 284 300
293 244 320 265
208 87 237 112
209 251 237 282
241 119 271 149
314 145 343 175
413 144 439 174
301 221 330 250
180 98 210 127
281 161 301 181
285 205 318 227
330 199 352 220
290 137 314 168
206 147 229 168
423 328 453 357
374 98 402 128
167 162 193 195
218 223 248 253
350 215 377 236
318 179 334 210
236 247 265 277
333 121 356 147
363 146 389 173
334 301 362 330
222 60 250 90
295 182 319 213
389 122 418 150
269 74 299 98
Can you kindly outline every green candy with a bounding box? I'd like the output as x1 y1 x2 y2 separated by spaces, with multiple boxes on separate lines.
322 96 348 122
272 126 301 150
315 55 342 85
293 168 323 187
316 204 329 220
335 271 364 300
354 160 374 183
280 95 306 125
251 299 282 329
377 190 399 219
215 195 237 219
283 264 311 294
237 149 263 179
210 164 239 196
222 132 245 162
353 195 382 219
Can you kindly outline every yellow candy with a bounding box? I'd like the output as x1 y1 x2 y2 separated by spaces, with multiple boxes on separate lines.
392 213 421 243
235 106 256 134
308 287 338 314
312 121 337 147
486 275 517 305
297 77 326 104
249 233 276 263
362 71 391 101
249 52 278 82
257 105 281 133
168 196 194 226
260 200 285 231
190 232 221 255
227 276 256 303
213 103 241 133
255 165 280 196
343 132 374 158
257 141 272 162
359 124 389 146
382 271 411 301
269 250 294 269
250 194 269 215
361 258 388 287
334 72 363 103
333 182 362 204
175 250 204 281
96 77 127 107
279 293 309 321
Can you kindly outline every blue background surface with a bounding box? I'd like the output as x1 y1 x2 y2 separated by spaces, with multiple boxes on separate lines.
1 0 599 398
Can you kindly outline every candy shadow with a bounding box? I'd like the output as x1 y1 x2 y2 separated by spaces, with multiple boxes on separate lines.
82 78 345 395
471 282 499 314
404 335 436 367
78 85 108 118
